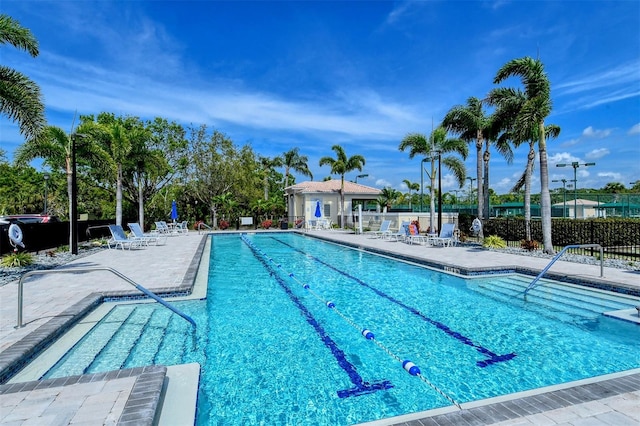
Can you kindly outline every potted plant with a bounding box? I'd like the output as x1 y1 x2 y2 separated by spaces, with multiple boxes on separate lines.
261 219 273 229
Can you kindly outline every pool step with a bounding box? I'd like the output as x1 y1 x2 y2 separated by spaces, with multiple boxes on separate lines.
44 304 187 378
468 276 635 322
43 305 138 378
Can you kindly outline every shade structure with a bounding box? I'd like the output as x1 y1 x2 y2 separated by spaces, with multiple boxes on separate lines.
314 200 322 218
171 200 178 222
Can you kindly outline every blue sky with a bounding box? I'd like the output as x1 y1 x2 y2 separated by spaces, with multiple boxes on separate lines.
2 0 639 196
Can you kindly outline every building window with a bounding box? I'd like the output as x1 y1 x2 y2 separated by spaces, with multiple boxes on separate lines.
324 204 330 217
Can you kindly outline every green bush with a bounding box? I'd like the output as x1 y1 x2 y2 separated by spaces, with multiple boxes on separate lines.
483 235 507 249
1 252 34 267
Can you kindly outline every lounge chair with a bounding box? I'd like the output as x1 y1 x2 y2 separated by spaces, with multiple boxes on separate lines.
155 221 178 235
175 220 189 234
431 223 457 247
128 223 167 245
367 220 392 238
406 223 427 245
385 221 410 242
107 224 144 250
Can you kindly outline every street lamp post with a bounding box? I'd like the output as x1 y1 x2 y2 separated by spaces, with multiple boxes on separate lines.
70 133 86 255
466 177 477 209
420 158 428 213
43 172 50 214
355 174 368 184
436 153 442 232
556 162 595 219
551 178 568 218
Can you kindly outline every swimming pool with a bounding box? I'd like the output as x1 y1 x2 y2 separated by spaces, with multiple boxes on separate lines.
42 233 640 425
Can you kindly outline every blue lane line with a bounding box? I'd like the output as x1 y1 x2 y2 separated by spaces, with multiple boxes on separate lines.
271 237 516 368
241 236 393 398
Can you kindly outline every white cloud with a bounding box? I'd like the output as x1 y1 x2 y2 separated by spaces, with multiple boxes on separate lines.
628 123 640 135
557 60 640 95
375 178 392 188
585 148 610 160
548 152 579 165
598 172 622 180
582 126 612 138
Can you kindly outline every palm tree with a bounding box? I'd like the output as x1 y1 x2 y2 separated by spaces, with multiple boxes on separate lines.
0 14 46 140
443 97 514 236
259 155 283 200
506 124 560 241
14 126 108 250
79 119 132 226
319 145 365 228
282 147 313 188
378 187 400 211
402 179 420 209
399 127 467 232
490 57 555 254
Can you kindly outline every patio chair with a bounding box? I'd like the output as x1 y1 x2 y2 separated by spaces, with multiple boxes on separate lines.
175 220 189 234
367 220 392 238
431 223 457 247
107 225 144 250
406 223 427 245
155 221 177 235
385 221 410 242
128 223 167 245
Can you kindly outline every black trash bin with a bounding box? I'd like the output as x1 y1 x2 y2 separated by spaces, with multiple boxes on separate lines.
280 220 288 230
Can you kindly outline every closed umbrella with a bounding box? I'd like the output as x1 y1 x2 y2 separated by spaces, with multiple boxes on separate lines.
171 200 178 222
314 201 322 219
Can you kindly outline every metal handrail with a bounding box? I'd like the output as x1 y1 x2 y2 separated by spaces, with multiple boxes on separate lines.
524 244 604 295
16 266 197 329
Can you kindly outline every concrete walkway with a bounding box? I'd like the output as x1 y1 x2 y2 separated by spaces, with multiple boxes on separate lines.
1 230 638 425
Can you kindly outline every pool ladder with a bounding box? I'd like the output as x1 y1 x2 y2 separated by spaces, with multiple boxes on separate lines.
524 244 604 295
15 266 197 330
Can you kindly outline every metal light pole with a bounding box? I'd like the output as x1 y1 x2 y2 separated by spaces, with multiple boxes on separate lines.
420 158 428 212
70 133 86 255
552 178 568 218
556 162 595 219
466 177 477 209
43 172 50 214
437 153 442 231
355 174 368 184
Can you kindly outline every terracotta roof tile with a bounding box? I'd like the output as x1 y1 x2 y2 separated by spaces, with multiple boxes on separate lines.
286 180 381 195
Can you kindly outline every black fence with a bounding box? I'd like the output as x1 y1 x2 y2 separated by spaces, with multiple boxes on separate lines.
1 220 113 256
479 217 640 260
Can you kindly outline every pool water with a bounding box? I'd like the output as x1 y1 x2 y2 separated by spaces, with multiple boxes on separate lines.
44 233 640 425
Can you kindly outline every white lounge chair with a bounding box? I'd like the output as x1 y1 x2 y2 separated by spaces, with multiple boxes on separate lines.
107 225 144 250
128 223 167 245
367 220 392 238
385 221 410 242
431 223 457 247
175 220 189 234
406 223 427 245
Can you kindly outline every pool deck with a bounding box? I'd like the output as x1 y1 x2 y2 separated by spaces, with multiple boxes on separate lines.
1 229 639 425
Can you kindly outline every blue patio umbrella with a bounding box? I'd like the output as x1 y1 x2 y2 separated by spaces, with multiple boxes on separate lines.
314 200 322 219
171 200 178 222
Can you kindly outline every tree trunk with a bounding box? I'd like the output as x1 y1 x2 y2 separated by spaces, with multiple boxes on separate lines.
138 172 144 230
538 122 554 254
483 144 491 221
116 163 123 226
524 145 534 241
66 161 73 252
476 134 484 239
429 159 436 232
340 176 345 229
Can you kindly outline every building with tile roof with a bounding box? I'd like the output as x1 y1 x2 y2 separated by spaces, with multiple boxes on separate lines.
285 180 381 227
